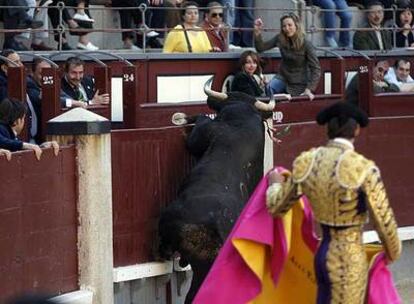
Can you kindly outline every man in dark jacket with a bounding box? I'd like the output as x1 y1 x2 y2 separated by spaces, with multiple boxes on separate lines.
353 1 392 50
60 57 109 108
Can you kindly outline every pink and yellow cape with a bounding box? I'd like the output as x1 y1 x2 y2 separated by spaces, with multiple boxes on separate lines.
194 168 400 304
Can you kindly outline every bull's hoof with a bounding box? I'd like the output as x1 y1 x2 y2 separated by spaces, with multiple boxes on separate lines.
172 112 188 125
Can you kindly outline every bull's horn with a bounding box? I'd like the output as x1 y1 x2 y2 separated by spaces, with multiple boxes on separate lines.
254 100 275 111
204 76 228 100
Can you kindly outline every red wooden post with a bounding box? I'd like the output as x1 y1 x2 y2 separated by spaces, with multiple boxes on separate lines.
7 66 26 100
122 65 139 128
93 66 112 120
7 66 28 141
330 58 345 96
41 67 61 142
358 59 373 115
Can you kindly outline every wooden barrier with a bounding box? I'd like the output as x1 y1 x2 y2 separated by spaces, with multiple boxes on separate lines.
7 66 28 141
0 147 78 301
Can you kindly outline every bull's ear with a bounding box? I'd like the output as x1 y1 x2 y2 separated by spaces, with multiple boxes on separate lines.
207 96 226 112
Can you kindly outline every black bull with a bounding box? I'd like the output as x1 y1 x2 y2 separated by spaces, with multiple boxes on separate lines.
158 91 274 303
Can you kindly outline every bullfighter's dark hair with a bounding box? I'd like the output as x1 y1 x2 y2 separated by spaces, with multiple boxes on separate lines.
327 117 359 139
0 49 17 67
238 50 263 75
180 1 200 19
0 97 27 126
64 56 85 72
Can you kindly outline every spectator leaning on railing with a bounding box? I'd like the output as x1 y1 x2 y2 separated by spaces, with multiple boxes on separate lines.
163 1 216 53
353 1 392 50
61 57 110 108
0 97 59 160
254 13 321 100
0 49 40 143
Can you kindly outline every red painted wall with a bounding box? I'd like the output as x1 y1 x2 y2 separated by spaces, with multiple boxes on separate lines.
0 147 78 300
111 127 193 266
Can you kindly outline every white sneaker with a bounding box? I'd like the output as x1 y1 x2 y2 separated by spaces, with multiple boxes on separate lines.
77 41 99 51
146 31 159 38
73 13 95 23
228 43 242 49
39 0 53 6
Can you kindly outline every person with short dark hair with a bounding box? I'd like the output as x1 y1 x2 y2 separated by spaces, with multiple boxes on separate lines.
266 101 401 303
202 2 228 51
231 50 266 97
0 49 23 102
395 1 414 47
384 59 414 91
61 57 110 108
0 97 59 160
353 1 392 50
163 1 213 53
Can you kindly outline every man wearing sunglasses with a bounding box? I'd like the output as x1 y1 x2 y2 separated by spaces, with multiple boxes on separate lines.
345 60 399 105
202 2 228 52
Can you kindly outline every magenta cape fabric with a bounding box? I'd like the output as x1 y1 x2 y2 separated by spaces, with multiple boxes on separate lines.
194 170 401 304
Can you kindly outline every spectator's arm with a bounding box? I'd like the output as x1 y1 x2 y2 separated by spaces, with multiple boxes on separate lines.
0 129 23 152
305 40 321 92
60 91 87 108
254 33 278 53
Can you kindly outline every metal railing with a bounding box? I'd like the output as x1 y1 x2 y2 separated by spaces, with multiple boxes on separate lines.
0 2 413 52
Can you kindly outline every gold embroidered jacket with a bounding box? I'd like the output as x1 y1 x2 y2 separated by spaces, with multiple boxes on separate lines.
267 141 401 262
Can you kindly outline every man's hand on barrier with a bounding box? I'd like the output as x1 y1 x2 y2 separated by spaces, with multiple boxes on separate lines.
41 141 60 156
23 143 43 161
300 88 315 101
0 149 11 161
93 90 110 105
